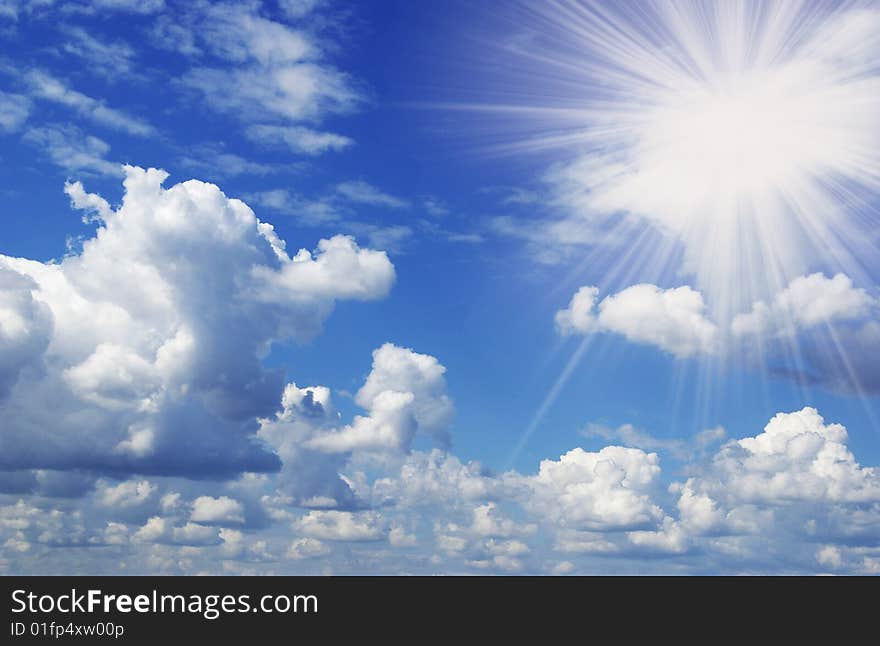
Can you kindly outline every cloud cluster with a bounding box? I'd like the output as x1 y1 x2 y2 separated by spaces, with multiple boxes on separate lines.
0 166 394 478
557 274 879 393
163 2 360 148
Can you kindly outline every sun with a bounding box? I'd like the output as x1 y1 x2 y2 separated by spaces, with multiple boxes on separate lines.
464 1 880 319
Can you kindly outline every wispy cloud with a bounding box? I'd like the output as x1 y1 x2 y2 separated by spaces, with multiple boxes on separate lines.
246 124 353 156
335 181 409 209
23 124 122 176
25 70 155 136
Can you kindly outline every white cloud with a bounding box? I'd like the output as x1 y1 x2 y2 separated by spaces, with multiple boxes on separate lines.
335 181 409 209
26 70 154 136
246 124 353 155
732 273 875 337
23 125 122 176
697 407 880 506
354 343 454 446
371 449 496 508
295 511 384 542
287 536 330 559
64 180 113 222
0 267 51 402
191 496 245 525
59 26 137 79
133 517 221 546
519 446 663 531
172 3 361 129
556 283 718 358
0 91 29 132
259 344 453 509
96 479 155 508
0 166 395 477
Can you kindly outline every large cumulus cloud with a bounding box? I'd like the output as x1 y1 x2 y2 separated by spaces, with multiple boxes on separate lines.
0 166 394 478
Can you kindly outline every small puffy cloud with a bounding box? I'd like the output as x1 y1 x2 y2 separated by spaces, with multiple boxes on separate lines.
175 3 361 127
133 517 221 546
520 446 663 531
191 496 245 525
25 70 154 137
732 273 875 337
246 125 353 155
355 343 454 447
469 503 534 538
295 511 384 542
371 449 496 508
557 283 718 358
96 479 155 508
304 343 454 456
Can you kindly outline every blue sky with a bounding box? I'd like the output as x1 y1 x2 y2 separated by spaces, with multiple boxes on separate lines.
1 0 879 574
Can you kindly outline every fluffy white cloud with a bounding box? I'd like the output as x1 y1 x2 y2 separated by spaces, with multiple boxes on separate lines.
732 273 875 337
695 407 880 506
0 166 395 477
731 273 880 394
23 125 121 176
556 283 718 358
519 446 663 531
191 496 245 525
295 511 384 542
353 343 454 447
96 480 155 508
133 517 220 546
259 344 454 509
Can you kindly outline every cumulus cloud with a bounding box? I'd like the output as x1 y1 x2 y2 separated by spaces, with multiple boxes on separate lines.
518 446 663 531
0 267 52 402
732 273 875 337
258 343 454 509
191 496 245 525
96 480 155 508
0 166 395 478
731 273 880 394
295 511 384 542
556 283 718 358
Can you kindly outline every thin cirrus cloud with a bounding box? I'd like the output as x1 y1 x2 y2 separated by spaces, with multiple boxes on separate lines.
163 2 361 142
25 70 155 137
